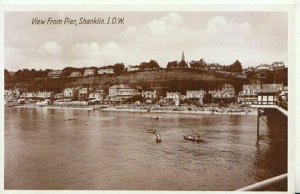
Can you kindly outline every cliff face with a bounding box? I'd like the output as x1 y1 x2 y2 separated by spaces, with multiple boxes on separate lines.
5 68 242 94
72 69 225 86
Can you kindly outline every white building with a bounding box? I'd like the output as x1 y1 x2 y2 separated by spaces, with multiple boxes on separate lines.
256 64 269 72
186 90 205 105
36 91 54 99
142 90 157 100
77 87 89 100
97 68 114 75
166 92 181 101
84 69 95 76
78 88 89 95
238 84 261 105
4 90 14 102
109 84 139 102
209 83 235 102
270 62 285 71
127 65 140 72
21 92 37 98
64 88 78 98
279 86 288 101
48 70 62 78
89 92 103 100
70 71 82 77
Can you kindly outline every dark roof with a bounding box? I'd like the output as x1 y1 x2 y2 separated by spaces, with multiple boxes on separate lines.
257 88 279 94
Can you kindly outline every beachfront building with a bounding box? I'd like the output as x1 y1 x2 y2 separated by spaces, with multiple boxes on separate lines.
89 92 103 100
127 65 140 72
166 92 182 106
209 83 235 103
238 84 261 105
97 68 114 75
64 88 78 99
4 89 21 101
108 84 139 102
142 90 157 100
279 86 288 101
48 70 63 78
4 90 14 102
84 68 95 76
36 91 54 99
77 87 89 101
166 92 181 101
186 90 205 105
69 71 82 77
55 93 64 99
256 88 279 105
255 84 284 105
21 92 37 99
13 89 21 99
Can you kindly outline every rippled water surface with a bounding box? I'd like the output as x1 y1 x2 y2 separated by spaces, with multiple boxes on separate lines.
5 107 287 190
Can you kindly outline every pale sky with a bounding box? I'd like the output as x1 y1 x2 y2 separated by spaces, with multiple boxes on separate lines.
5 11 287 71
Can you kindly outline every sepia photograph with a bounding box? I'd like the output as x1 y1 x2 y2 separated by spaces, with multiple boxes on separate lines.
2 3 294 193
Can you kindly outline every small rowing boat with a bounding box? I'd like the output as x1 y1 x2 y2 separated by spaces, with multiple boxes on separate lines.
184 135 203 143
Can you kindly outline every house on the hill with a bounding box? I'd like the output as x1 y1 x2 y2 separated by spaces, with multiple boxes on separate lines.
97 68 114 75
69 71 82 77
270 62 285 71
127 65 140 72
84 68 95 76
48 70 62 78
256 64 269 72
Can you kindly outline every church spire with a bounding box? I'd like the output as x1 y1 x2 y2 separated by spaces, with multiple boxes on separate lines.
181 51 185 61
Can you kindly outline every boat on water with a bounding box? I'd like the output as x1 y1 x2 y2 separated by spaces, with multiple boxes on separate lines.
147 129 157 133
156 133 161 143
152 116 163 120
184 135 203 143
64 118 75 121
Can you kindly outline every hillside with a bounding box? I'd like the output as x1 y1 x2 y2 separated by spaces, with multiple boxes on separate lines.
5 68 248 95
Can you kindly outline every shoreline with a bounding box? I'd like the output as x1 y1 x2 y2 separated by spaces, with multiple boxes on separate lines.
8 105 258 116
101 107 258 116
13 105 94 110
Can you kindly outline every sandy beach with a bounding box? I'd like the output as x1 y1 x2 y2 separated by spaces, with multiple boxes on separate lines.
100 107 258 116
9 104 258 116
15 104 94 110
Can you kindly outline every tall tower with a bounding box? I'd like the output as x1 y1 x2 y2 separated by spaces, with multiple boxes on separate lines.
181 51 185 61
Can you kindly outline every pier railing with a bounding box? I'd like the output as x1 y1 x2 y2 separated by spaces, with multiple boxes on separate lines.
236 173 287 191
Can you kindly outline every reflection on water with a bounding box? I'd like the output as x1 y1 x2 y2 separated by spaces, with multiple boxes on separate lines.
5 107 287 190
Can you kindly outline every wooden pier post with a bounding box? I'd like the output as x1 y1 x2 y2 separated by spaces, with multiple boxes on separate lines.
257 108 260 141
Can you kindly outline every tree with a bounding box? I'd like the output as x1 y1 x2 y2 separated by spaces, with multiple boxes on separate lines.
125 94 146 103
113 63 125 75
148 60 160 69
178 60 188 68
139 60 160 70
167 61 178 69
227 60 242 73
